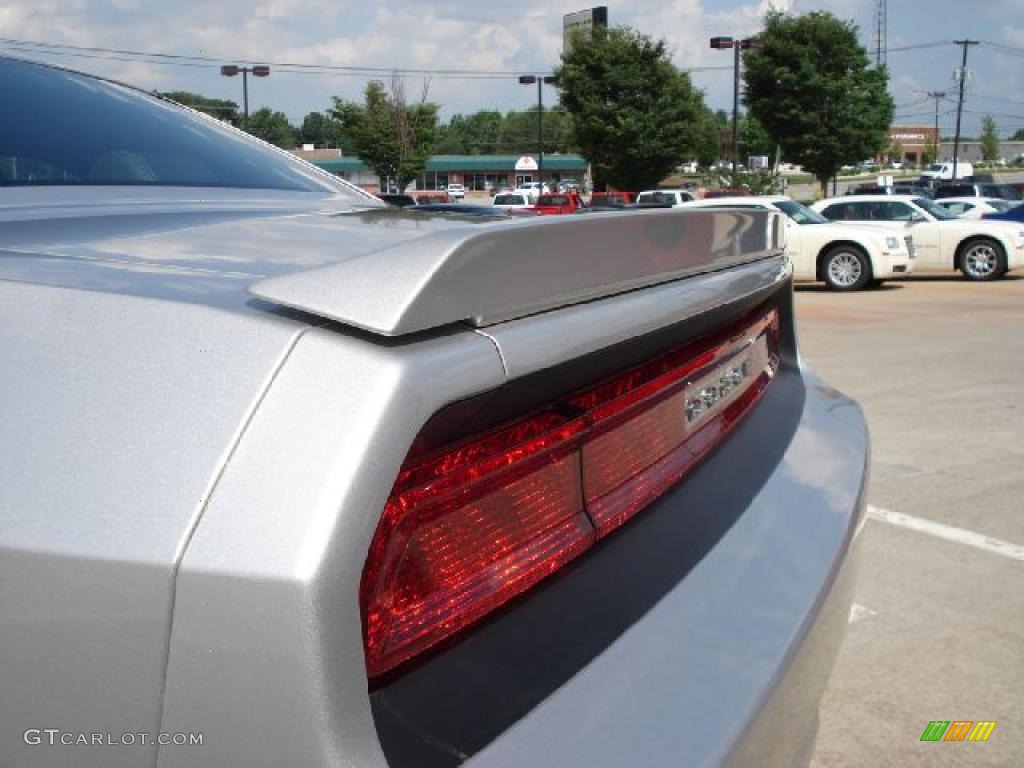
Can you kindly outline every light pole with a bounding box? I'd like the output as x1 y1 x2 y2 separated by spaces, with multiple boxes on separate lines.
710 36 759 177
925 90 946 164
220 64 270 125
518 75 557 190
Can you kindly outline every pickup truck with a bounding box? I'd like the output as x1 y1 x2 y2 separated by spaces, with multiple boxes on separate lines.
533 192 584 215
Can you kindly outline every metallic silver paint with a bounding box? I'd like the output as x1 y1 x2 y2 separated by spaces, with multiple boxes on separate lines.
475 256 788 380
156 327 506 768
0 281 305 768
250 209 785 335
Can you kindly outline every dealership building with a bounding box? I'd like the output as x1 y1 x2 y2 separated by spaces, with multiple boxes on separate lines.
293 149 589 193
886 126 1024 166
886 125 938 166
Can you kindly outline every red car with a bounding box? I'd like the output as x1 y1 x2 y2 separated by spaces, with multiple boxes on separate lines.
533 192 584 215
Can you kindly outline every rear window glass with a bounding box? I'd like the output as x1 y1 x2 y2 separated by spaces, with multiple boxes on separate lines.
493 194 526 205
0 58 359 195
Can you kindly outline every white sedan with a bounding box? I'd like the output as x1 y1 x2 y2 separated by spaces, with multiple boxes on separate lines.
679 196 913 291
935 197 1017 220
811 194 1024 281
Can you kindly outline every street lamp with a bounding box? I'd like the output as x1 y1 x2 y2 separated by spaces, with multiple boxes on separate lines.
220 64 271 125
518 75 558 190
710 36 759 176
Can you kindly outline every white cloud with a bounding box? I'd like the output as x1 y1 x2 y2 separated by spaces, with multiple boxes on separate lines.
0 0 1011 134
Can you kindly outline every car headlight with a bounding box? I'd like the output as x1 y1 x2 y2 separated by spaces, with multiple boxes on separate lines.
886 236 900 250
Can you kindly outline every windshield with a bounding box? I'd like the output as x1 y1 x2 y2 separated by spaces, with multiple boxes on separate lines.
0 58 362 195
913 197 957 220
928 164 944 172
989 200 1014 212
773 199 829 224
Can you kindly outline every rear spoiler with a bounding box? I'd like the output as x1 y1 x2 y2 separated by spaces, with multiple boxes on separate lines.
249 208 785 337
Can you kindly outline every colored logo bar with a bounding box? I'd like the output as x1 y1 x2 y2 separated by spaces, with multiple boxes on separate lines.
920 721 997 742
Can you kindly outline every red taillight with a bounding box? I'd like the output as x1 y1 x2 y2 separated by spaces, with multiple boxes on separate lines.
361 307 780 678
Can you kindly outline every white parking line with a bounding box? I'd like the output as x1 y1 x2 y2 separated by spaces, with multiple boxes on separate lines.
867 505 1024 561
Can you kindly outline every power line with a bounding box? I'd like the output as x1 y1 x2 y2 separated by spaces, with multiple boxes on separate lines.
886 41 952 53
0 36 547 78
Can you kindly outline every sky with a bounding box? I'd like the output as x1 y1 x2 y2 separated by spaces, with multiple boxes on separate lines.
1 0 1022 137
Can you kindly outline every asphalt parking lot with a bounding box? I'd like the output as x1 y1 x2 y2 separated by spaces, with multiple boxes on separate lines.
796 275 1024 767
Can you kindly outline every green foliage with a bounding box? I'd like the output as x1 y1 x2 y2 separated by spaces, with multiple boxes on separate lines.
556 26 706 189
299 111 346 149
160 91 240 125
432 108 576 155
691 106 723 167
1011 128 1024 141
980 115 1000 162
332 80 439 190
244 107 297 148
739 113 775 162
743 10 894 193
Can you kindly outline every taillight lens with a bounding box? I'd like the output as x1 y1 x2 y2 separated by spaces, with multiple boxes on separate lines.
362 307 780 678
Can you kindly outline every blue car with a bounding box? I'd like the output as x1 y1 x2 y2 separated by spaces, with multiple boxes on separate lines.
983 202 1024 222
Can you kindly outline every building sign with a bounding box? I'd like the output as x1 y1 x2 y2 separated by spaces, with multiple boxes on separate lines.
563 6 608 53
888 126 935 147
515 156 539 171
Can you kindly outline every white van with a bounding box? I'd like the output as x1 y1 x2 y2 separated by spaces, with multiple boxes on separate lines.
920 162 973 181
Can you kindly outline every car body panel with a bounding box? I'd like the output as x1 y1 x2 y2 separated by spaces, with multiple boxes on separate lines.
156 326 507 768
0 281 305 768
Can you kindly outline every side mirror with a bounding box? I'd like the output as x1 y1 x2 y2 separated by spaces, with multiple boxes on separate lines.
908 211 925 223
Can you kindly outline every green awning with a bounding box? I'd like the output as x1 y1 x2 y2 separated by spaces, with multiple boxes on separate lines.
309 154 588 174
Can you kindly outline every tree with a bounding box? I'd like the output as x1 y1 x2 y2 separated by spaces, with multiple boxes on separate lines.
744 11 893 193
244 108 297 148
299 111 346 149
160 91 240 125
980 115 1000 162
739 113 775 162
691 106 722 167
332 78 438 191
556 26 705 189
1011 128 1024 141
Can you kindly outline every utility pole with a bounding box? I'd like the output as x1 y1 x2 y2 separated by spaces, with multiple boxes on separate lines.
951 40 979 180
926 90 946 164
874 0 887 67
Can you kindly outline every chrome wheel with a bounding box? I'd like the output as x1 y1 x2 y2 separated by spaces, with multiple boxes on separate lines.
819 249 868 290
962 241 1000 280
